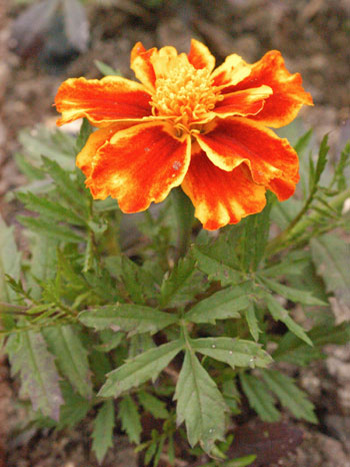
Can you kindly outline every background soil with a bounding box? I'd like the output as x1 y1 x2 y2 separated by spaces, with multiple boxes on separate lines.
0 0 350 466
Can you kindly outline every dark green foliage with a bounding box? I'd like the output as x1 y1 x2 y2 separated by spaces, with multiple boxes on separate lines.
1 123 349 463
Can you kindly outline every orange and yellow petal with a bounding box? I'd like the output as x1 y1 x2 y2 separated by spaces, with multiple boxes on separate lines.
76 122 137 178
55 76 152 127
225 50 313 128
195 118 299 201
85 122 191 212
211 53 252 88
130 42 157 92
213 85 272 118
187 39 216 72
181 150 266 230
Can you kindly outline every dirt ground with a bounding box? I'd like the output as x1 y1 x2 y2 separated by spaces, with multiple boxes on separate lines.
1 0 350 465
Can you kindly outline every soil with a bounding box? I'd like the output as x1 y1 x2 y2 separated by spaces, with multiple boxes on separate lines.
0 0 349 466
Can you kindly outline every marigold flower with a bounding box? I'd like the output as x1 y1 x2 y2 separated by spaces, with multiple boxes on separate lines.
55 40 312 230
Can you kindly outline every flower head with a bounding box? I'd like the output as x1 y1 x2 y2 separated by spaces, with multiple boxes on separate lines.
55 40 312 230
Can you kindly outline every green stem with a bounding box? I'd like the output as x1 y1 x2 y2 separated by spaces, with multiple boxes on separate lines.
266 186 350 256
171 187 195 262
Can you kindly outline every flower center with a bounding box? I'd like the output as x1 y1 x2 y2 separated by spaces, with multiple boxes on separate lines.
151 61 219 125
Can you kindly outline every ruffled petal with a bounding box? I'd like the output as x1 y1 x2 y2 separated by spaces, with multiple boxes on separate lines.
181 149 266 230
213 85 272 118
187 39 215 72
130 42 157 91
55 76 152 127
211 53 252 88
195 118 299 201
85 122 191 212
224 50 313 127
76 122 136 177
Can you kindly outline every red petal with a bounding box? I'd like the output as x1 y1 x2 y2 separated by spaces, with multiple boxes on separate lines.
213 85 272 118
225 50 313 128
182 150 266 230
55 76 152 126
196 118 299 201
130 42 157 91
187 39 215 72
85 122 191 212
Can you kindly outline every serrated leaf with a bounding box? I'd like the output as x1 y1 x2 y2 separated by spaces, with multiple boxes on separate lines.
92 400 115 464
261 369 317 423
27 234 57 300
239 373 280 422
160 256 202 308
245 303 260 341
259 276 326 306
185 286 249 324
6 330 63 420
0 216 21 302
98 340 183 398
75 118 93 153
79 305 177 335
175 350 226 452
240 195 273 272
63 0 89 52
191 337 272 369
312 134 329 190
265 294 313 346
17 192 86 225
138 391 169 419
273 321 350 365
43 325 92 399
57 382 90 428
18 126 75 169
311 234 350 308
118 395 142 444
193 237 241 286
18 216 84 243
14 151 46 180
42 156 88 211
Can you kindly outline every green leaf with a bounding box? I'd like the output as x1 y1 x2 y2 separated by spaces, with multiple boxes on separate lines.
245 303 260 342
43 325 92 399
171 187 195 260
18 216 84 243
265 294 313 346
273 321 350 365
92 400 115 464
174 350 226 452
94 60 121 76
76 118 93 153
193 236 241 286
310 134 329 191
138 391 169 419
14 151 46 180
261 369 317 423
160 255 202 308
41 156 88 212
118 395 142 444
0 216 21 302
18 126 75 170
6 330 63 420
98 340 183 398
184 286 249 324
27 234 57 300
240 195 273 272
259 275 326 306
191 337 272 369
310 234 350 307
239 373 280 422
79 304 177 335
57 382 91 428
17 192 86 225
